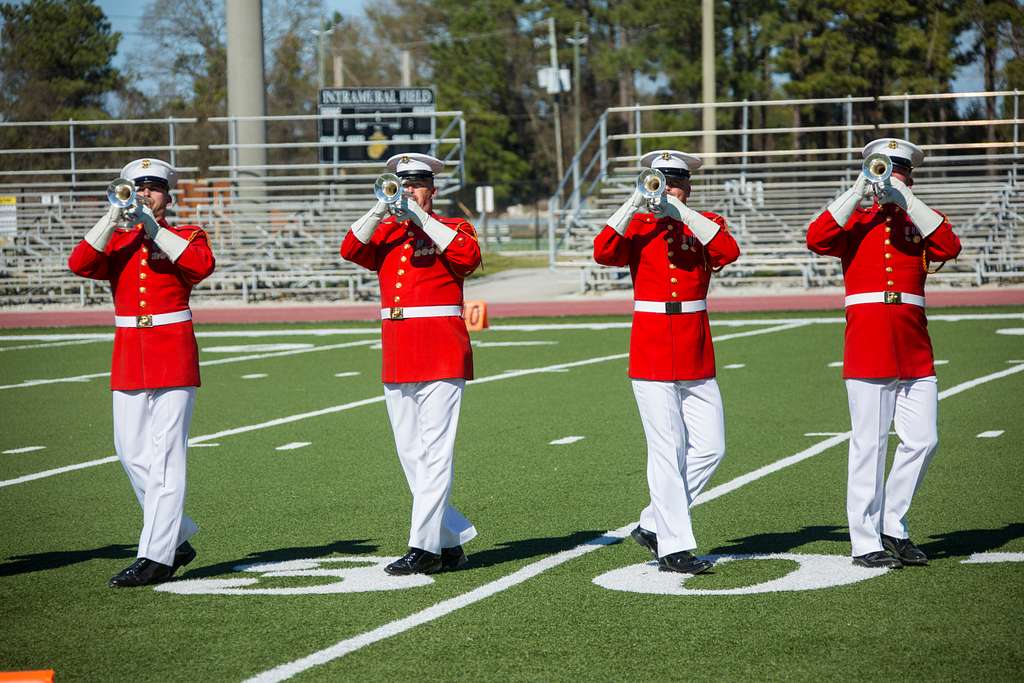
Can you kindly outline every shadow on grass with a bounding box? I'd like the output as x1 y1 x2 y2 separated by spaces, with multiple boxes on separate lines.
466 530 610 570
0 544 136 577
708 525 849 555
921 523 1024 559
180 538 378 578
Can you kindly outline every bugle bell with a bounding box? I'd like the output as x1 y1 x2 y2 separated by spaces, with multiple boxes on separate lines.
636 168 666 210
107 178 136 209
373 173 404 208
862 153 892 195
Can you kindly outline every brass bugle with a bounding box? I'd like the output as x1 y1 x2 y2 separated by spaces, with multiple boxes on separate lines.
107 178 136 209
373 173 404 205
636 168 666 210
862 153 892 195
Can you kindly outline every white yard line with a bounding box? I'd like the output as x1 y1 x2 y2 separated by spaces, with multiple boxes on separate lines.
246 360 1024 683
0 338 108 352
0 339 379 391
0 324 802 489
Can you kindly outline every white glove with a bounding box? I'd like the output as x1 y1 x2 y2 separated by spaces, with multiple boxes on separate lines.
878 177 943 237
660 195 721 244
397 196 457 251
826 175 871 227
605 190 645 235
127 203 161 240
84 205 120 251
350 200 389 244
126 204 189 262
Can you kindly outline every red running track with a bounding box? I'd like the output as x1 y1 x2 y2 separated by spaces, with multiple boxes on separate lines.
1 289 1022 328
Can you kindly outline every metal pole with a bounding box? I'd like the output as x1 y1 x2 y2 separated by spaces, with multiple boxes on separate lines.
401 50 412 87
701 0 716 161
571 21 583 213
846 95 854 182
168 120 176 168
599 113 607 178
68 120 76 189
634 106 641 160
741 99 748 179
903 93 910 140
548 194 558 269
1014 90 1019 157
549 17 564 184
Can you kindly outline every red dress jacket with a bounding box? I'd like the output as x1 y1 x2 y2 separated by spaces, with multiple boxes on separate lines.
68 220 216 391
593 212 740 381
341 213 480 384
806 203 961 379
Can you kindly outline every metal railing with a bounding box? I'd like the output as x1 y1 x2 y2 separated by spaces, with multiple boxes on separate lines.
550 91 1024 289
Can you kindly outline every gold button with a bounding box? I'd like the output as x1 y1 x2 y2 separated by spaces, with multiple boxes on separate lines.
667 237 674 244
404 244 411 250
887 280 894 286
667 251 674 257
395 282 402 289
885 227 892 233
886 267 893 273
886 218 892 224
401 256 408 262
690 245 697 252
671 291 678 297
913 236 921 243
884 253 892 259
139 301 147 308
393 296 400 303
884 239 891 245
669 264 676 269
140 259 148 267
406 231 414 237
139 272 147 280
397 269 405 275
142 247 148 254
670 277 678 283
139 286 146 293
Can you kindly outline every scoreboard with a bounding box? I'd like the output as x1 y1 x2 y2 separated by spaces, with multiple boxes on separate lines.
317 87 436 164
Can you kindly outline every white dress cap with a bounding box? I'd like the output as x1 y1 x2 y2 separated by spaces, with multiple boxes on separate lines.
120 158 177 190
862 138 924 168
385 152 445 177
639 149 703 177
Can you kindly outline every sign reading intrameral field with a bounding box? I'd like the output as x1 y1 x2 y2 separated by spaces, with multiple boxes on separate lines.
317 87 436 164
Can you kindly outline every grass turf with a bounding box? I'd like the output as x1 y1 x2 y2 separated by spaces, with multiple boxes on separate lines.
0 308 1022 680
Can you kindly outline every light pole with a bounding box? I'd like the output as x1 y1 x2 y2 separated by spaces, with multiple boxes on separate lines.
567 22 588 210
547 16 564 184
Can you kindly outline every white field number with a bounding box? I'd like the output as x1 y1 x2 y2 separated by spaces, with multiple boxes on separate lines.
153 552 1020 597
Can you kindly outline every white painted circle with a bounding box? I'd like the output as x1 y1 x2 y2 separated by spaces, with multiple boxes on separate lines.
996 328 1024 336
154 556 434 595
592 553 890 596
202 343 314 353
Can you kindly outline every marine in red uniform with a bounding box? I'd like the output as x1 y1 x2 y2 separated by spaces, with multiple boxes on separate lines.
341 152 480 575
806 138 961 569
68 158 215 587
593 150 740 574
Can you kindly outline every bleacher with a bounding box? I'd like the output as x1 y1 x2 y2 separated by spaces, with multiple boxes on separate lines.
550 93 1024 293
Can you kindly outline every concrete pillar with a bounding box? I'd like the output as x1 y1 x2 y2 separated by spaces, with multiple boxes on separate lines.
226 0 267 197
701 0 716 163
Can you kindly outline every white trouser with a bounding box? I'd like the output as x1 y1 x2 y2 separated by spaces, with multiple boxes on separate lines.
383 379 477 554
632 379 726 557
844 377 939 556
112 387 198 566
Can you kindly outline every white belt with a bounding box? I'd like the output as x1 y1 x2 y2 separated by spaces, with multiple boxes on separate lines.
634 299 707 314
114 309 192 328
844 291 925 308
381 305 463 321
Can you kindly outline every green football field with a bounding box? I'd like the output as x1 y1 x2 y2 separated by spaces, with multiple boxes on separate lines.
1 308 1022 681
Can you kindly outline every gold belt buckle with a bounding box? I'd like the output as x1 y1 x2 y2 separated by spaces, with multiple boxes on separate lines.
136 314 153 327
884 291 901 305
390 307 404 320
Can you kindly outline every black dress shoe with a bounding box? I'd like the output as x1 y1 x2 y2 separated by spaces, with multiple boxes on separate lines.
108 558 174 587
440 545 468 572
658 550 713 575
852 550 903 569
630 526 658 558
385 548 442 576
881 535 928 566
172 541 197 572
